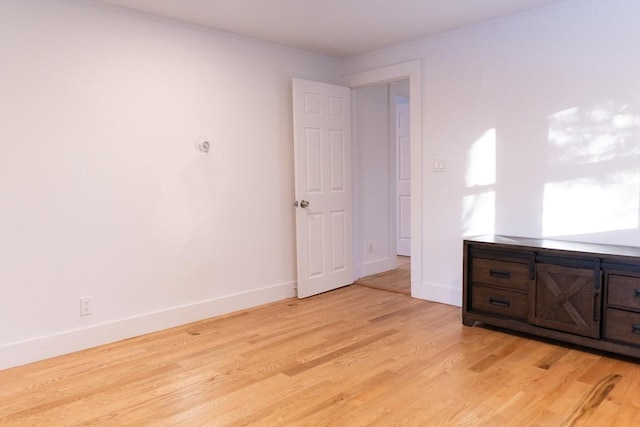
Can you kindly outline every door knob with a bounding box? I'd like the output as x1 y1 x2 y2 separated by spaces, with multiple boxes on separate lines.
300 200 310 208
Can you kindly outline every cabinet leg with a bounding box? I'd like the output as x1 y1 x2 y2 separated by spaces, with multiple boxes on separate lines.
462 316 475 327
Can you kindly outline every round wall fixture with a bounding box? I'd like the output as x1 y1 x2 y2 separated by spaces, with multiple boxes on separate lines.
197 138 211 153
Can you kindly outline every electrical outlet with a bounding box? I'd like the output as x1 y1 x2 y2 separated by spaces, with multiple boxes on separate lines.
367 242 374 253
80 297 93 316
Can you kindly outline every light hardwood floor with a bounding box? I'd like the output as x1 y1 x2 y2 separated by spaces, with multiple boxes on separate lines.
1 285 639 426
357 256 411 295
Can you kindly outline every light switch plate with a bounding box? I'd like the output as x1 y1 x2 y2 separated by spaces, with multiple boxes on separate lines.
433 158 446 172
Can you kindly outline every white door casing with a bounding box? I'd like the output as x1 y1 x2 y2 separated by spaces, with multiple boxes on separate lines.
396 101 411 256
344 59 422 299
292 78 353 298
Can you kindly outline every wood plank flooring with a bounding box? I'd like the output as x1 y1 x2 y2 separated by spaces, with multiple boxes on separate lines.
356 256 411 295
1 285 639 426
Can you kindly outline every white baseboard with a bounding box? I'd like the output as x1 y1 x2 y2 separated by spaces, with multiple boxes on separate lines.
413 282 462 307
0 281 296 370
359 257 397 278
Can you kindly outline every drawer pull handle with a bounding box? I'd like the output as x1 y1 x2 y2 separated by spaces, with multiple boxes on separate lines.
634 289 640 298
489 297 510 308
489 269 511 279
632 324 640 335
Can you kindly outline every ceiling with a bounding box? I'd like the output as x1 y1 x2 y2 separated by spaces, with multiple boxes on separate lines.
98 0 564 58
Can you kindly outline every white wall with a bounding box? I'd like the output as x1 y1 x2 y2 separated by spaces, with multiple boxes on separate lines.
0 0 342 368
345 0 640 305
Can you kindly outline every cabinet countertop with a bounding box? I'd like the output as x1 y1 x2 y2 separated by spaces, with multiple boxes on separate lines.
465 235 640 260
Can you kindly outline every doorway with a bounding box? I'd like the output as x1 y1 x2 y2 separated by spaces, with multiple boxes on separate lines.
294 60 426 299
353 80 411 295
344 59 422 298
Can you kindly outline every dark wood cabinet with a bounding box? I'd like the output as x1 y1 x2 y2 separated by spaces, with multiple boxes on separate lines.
604 271 640 347
463 235 640 358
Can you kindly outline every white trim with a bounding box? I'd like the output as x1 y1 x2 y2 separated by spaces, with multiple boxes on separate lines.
0 281 296 369
343 60 423 299
350 89 363 280
360 257 398 278
417 282 462 307
387 84 398 261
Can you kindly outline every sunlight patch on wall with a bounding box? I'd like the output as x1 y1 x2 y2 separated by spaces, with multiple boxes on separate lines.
543 168 640 236
463 128 496 236
463 191 496 236
548 102 639 165
544 99 639 238
465 128 496 187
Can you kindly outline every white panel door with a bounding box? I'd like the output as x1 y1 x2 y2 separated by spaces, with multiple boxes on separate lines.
396 102 411 256
292 78 353 298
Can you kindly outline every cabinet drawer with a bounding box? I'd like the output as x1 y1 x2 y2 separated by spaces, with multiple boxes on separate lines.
605 309 640 346
471 257 529 291
471 285 529 321
608 274 640 311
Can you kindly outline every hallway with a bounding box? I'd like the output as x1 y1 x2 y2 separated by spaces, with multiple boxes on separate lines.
356 256 410 295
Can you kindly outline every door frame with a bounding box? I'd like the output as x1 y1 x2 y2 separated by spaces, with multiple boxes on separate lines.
343 60 422 297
